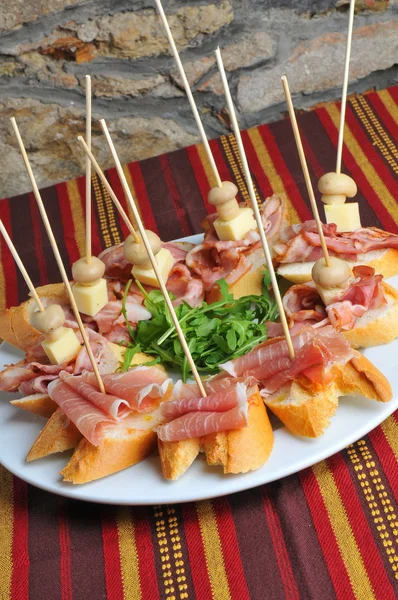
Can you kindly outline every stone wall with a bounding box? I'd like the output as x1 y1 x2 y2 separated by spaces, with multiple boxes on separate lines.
0 0 397 198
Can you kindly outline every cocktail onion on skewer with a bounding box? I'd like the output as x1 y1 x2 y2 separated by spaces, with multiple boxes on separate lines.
11 117 105 393
318 0 360 232
215 48 295 360
79 124 207 397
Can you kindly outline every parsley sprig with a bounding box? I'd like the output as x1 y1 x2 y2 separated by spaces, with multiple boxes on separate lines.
121 274 278 380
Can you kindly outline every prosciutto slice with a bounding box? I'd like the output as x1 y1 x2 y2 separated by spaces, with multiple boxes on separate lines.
0 361 37 392
82 366 171 412
161 384 244 420
156 382 248 442
167 264 204 307
59 371 130 419
48 378 116 446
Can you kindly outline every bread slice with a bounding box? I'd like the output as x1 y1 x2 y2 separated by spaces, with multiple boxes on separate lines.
277 248 398 284
158 390 274 480
27 408 82 461
0 283 68 351
264 354 392 438
343 283 398 348
61 428 157 484
11 393 58 418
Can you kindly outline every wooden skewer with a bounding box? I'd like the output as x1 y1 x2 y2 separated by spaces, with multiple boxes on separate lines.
11 117 105 394
215 48 295 360
281 76 331 267
0 220 44 312
85 75 92 262
336 0 355 174
100 118 207 396
77 136 141 244
154 0 222 188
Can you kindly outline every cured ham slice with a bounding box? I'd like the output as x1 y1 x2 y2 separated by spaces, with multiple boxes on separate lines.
99 243 132 281
0 361 37 392
220 327 317 377
82 366 171 412
59 371 130 419
156 382 248 442
167 264 204 307
161 384 244 420
163 242 189 263
48 378 116 446
19 374 59 395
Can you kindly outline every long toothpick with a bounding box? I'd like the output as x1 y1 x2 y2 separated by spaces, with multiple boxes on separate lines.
85 75 92 262
0 220 44 312
155 0 222 188
215 48 295 360
100 118 207 396
281 76 331 267
11 118 105 394
336 0 355 174
77 136 141 244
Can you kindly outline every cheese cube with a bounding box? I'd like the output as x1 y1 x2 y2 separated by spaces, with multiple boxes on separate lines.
214 207 256 241
324 203 361 233
315 284 345 307
132 248 174 288
72 277 108 317
42 327 81 365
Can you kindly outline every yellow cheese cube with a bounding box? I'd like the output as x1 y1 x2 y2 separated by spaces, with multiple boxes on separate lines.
42 327 81 365
132 248 174 288
214 207 256 241
315 284 345 306
72 277 108 317
324 203 361 233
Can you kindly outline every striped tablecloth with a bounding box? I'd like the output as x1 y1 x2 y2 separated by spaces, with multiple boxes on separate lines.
0 86 397 600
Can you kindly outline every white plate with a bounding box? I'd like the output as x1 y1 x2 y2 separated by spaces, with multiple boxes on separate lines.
0 236 397 505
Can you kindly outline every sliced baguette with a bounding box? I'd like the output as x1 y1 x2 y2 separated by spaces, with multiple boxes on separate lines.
343 283 398 348
264 354 392 438
277 248 398 284
0 283 68 351
158 390 274 480
11 393 57 418
27 408 82 461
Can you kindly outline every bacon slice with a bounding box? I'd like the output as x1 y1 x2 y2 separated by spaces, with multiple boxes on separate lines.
48 378 116 446
82 366 171 412
59 371 130 419
156 382 248 442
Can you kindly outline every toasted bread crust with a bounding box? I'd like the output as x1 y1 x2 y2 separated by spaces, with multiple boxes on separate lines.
11 394 58 418
343 283 398 348
27 408 82 461
335 353 392 403
61 429 157 484
158 438 201 480
0 283 69 351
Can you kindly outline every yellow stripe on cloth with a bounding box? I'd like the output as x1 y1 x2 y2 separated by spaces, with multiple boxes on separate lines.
381 416 398 460
196 500 231 600
247 128 300 225
378 90 398 128
312 461 376 600
116 507 142 600
0 466 13 600
65 179 86 258
325 104 398 224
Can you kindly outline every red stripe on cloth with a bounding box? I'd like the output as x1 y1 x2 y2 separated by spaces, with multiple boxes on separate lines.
56 182 80 266
59 507 73 600
11 478 29 600
134 509 160 600
368 427 398 501
76 174 103 256
101 515 124 600
127 162 158 233
258 125 311 222
262 489 300 600
181 503 213 600
0 201 18 308
210 137 237 183
328 454 395 599
106 167 130 240
29 192 48 285
367 92 398 141
241 129 273 199
212 496 251 600
317 107 398 233
186 145 213 214
300 468 356 600
159 154 192 237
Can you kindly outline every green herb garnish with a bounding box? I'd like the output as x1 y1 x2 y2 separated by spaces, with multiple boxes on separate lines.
119 275 278 380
